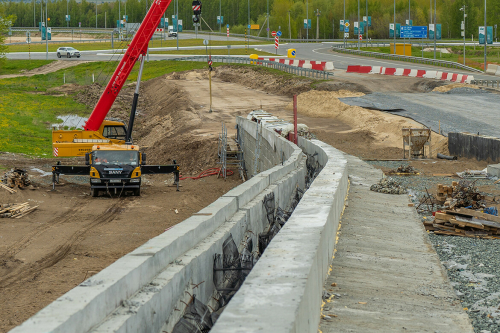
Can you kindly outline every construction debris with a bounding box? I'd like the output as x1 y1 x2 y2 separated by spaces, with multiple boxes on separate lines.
370 177 407 194
1 168 34 190
0 202 38 218
424 208 500 239
456 169 488 179
387 165 417 175
434 181 486 210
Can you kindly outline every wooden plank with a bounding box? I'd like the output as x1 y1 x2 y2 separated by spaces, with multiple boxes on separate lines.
14 206 38 219
435 212 453 222
452 217 484 229
0 183 16 194
454 208 500 224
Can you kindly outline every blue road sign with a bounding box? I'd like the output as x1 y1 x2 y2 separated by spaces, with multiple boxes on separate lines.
291 50 296 56
276 30 282 37
227 24 229 28
345 27 349 33
248 24 251 29
400 26 427 38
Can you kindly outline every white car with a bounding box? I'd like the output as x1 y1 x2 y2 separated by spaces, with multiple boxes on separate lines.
57 47 81 58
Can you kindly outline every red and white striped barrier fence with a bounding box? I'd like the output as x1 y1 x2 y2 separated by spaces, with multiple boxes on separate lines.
265 58 334 71
347 65 474 84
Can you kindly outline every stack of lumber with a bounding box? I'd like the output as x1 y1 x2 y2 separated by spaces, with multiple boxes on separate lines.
423 208 500 239
0 202 38 218
436 182 457 204
0 183 16 194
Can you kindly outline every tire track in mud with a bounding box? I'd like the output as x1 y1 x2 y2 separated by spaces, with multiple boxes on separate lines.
0 199 127 289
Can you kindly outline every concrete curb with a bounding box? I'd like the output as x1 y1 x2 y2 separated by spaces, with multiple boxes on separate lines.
211 137 348 333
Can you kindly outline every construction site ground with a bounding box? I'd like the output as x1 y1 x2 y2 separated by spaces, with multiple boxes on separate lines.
0 62 495 332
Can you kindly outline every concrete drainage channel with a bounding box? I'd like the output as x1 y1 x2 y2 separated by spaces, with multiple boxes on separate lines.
11 117 347 333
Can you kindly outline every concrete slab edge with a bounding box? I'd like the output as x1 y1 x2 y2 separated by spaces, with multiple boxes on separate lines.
210 136 348 333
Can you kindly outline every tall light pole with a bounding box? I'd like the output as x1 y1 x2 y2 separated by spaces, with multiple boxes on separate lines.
460 5 466 65
343 0 345 47
433 0 436 59
409 0 410 22
34 0 35 27
288 10 291 41
96 0 97 28
267 0 269 38
484 0 487 72
358 0 360 49
248 0 250 29
45 1 48 60
366 0 368 40
219 0 221 33
393 0 396 53
315 9 320 40
306 0 308 40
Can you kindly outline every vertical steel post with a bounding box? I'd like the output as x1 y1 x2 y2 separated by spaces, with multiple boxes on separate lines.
96 0 97 28
306 0 308 40
45 2 48 60
484 0 487 72
343 0 345 47
267 0 269 39
358 0 360 49
393 0 396 54
434 0 436 59
366 0 368 40
293 95 298 144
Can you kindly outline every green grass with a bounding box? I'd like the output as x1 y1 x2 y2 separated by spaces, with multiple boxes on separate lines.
0 60 228 156
6 39 272 53
0 60 54 75
150 48 276 56
359 45 500 70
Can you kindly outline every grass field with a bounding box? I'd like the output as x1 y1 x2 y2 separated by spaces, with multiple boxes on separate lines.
7 39 272 53
359 45 500 70
0 60 227 156
0 60 53 75
150 48 275 56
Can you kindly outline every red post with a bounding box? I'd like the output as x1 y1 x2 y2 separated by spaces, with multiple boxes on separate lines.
293 94 298 144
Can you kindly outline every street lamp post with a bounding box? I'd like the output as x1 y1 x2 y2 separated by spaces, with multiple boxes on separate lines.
343 0 345 47
393 0 396 54
96 0 97 28
288 10 291 42
484 0 487 72
358 0 360 49
434 0 436 59
315 9 320 41
267 0 269 38
306 0 308 40
460 5 466 65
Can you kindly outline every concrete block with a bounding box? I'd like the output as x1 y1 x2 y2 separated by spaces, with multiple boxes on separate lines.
486 64 498 75
488 164 500 177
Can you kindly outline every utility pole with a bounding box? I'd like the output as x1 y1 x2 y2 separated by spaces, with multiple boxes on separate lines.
288 10 291 41
393 0 396 54
434 0 436 59
409 0 411 22
118 0 121 36
176 0 179 50
248 0 250 29
460 5 466 65
366 0 368 40
343 0 345 47
306 0 308 40
219 0 221 33
34 0 35 28
484 0 487 72
267 0 269 38
45 2 48 60
358 0 360 49
96 0 97 28
315 9 320 40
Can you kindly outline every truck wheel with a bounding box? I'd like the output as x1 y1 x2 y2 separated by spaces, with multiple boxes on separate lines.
91 188 99 197
134 188 141 196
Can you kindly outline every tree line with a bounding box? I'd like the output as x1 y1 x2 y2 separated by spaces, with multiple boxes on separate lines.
0 0 498 39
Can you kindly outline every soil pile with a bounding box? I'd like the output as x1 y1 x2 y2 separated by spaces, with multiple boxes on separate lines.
214 66 314 96
136 76 218 175
432 83 479 93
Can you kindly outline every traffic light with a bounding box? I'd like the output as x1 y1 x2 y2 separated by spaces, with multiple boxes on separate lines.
192 0 202 23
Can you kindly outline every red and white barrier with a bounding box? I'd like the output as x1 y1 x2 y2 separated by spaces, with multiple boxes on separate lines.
347 65 474 84
265 58 334 71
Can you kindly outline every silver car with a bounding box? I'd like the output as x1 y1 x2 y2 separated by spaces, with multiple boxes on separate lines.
56 47 81 58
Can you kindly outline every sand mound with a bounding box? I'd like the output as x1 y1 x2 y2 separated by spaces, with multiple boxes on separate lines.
288 90 447 156
432 83 479 92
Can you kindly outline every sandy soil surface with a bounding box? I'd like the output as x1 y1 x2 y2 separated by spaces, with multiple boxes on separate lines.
0 60 88 79
0 65 490 332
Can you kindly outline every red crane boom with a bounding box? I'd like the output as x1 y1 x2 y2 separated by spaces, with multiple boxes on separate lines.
84 0 173 131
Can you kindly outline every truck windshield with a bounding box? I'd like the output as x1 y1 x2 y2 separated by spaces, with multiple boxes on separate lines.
93 150 139 166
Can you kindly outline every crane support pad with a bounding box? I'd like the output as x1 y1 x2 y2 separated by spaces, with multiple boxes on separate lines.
141 165 179 175
52 165 91 175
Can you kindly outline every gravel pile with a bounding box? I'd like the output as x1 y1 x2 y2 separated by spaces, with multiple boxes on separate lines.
440 87 491 95
366 160 500 332
370 177 407 194
430 234 500 333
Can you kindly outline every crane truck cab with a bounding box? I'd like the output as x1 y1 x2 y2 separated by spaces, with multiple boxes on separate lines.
86 144 143 197
52 119 127 157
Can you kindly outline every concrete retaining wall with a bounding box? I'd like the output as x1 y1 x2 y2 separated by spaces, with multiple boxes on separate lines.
449 132 500 162
10 117 305 333
211 136 348 332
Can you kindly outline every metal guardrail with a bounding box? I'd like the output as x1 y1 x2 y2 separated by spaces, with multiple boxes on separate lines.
169 55 333 79
471 79 500 88
332 47 482 73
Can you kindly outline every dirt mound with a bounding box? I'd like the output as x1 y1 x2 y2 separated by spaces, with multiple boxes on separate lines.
48 83 84 94
135 76 217 175
288 90 447 156
412 80 447 92
432 83 479 93
315 81 372 94
213 66 314 96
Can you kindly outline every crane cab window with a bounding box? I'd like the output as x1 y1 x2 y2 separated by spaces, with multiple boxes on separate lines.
103 125 127 140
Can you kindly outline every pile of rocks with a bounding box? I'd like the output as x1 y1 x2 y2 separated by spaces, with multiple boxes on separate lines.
370 177 407 195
